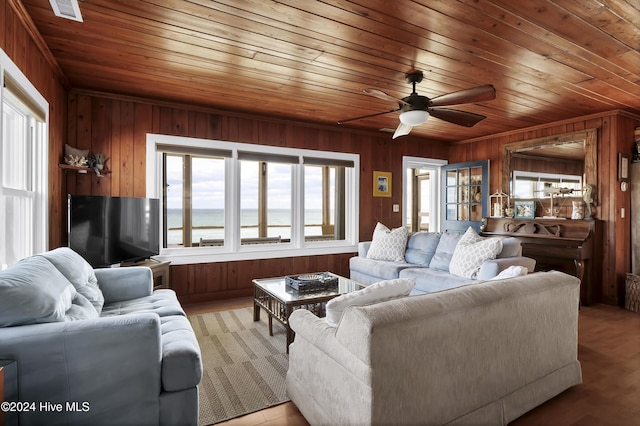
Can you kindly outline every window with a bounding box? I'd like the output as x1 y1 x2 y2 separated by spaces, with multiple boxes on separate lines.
237 152 296 244
303 157 351 241
0 49 48 270
163 152 227 248
147 135 359 264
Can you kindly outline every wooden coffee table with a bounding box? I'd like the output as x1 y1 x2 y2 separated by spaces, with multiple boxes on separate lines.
253 272 365 352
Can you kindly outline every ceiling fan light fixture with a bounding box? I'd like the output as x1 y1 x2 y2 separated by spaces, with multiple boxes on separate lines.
399 110 429 126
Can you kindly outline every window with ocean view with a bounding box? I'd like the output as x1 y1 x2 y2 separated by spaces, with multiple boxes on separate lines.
146 134 360 263
239 156 293 244
164 154 226 248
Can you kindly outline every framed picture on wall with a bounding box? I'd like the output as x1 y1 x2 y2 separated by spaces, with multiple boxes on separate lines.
514 200 535 219
373 171 392 197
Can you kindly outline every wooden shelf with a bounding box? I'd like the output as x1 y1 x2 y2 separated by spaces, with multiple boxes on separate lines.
59 164 110 175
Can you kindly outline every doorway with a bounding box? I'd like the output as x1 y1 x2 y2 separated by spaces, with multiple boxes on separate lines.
403 157 446 233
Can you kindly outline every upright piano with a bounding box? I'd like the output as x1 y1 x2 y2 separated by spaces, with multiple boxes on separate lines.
481 217 603 305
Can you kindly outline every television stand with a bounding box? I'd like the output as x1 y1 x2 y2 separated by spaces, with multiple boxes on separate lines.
121 259 171 290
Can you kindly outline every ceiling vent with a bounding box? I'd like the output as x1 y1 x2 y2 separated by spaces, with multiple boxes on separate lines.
49 0 83 22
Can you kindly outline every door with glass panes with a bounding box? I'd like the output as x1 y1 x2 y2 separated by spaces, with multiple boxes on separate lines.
441 160 489 232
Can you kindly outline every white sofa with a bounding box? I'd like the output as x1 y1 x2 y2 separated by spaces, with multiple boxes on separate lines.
286 271 582 425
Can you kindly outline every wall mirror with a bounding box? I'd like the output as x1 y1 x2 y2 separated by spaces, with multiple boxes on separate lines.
502 129 597 218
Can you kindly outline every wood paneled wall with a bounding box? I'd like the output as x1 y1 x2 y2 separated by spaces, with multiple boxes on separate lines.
449 111 640 305
2 0 68 250
62 90 448 303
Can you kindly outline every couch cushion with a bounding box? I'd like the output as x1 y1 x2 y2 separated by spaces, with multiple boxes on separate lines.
325 278 415 327
400 267 474 295
404 232 441 266
64 293 100 321
38 247 105 315
428 232 463 271
160 315 203 391
100 289 186 318
449 227 503 279
366 222 409 263
0 256 77 326
349 256 414 281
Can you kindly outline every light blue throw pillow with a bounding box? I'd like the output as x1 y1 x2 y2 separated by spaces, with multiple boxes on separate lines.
0 256 76 327
38 248 104 315
428 232 464 271
405 232 442 266
64 293 100 321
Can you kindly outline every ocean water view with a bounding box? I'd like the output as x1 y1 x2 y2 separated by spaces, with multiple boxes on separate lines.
166 208 326 245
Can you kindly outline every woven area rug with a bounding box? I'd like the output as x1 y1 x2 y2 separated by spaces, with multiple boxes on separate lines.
189 307 290 425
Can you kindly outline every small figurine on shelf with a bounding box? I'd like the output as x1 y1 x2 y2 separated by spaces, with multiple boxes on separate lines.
64 154 88 167
571 200 584 219
583 184 594 219
64 144 89 167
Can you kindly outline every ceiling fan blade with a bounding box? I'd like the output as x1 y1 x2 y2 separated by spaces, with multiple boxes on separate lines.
429 85 496 107
392 122 413 139
429 108 487 127
338 108 400 124
363 88 411 106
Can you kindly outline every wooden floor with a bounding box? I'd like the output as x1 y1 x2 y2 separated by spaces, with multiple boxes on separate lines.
184 299 640 426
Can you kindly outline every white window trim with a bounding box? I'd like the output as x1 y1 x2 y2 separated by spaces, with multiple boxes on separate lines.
0 48 49 268
402 156 447 233
146 134 360 264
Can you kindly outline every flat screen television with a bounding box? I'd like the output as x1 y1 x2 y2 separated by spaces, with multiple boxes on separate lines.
68 195 160 267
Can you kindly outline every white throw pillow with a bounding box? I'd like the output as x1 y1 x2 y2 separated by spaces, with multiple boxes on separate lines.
366 222 409 262
489 265 529 280
325 278 415 327
449 227 503 279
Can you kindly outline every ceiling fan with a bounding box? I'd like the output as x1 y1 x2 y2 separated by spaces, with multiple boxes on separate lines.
338 70 496 139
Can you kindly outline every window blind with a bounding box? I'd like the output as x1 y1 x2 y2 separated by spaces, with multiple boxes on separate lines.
237 151 299 164
3 73 46 122
303 156 355 168
156 143 232 158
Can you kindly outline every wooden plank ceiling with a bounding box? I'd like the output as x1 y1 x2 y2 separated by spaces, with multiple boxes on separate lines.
22 0 640 142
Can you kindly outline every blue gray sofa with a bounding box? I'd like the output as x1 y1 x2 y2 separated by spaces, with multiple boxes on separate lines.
350 231 536 295
0 248 202 426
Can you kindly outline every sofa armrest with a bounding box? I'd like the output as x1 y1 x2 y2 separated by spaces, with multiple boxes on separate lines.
358 241 371 258
0 313 162 424
95 266 154 303
289 310 371 379
477 256 537 280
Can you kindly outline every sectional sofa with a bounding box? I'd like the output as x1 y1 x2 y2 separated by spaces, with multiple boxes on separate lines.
0 248 202 426
350 227 536 295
